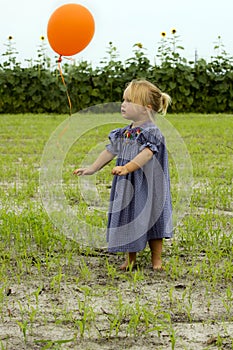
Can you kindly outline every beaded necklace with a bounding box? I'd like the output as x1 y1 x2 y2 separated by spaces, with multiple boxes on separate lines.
124 127 142 140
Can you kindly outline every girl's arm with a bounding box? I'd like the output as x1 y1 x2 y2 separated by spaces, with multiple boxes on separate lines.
112 147 153 176
73 149 115 176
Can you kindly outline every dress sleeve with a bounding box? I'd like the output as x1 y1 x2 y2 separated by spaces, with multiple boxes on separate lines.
137 127 163 153
105 128 122 156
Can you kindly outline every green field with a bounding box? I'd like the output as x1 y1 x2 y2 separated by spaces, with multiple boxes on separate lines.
0 113 232 349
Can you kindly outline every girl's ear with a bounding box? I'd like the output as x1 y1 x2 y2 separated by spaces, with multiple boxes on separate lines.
143 105 152 114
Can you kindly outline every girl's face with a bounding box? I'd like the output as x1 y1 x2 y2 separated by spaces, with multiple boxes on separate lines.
121 87 146 122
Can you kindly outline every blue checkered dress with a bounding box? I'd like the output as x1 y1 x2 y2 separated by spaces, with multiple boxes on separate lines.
106 121 173 252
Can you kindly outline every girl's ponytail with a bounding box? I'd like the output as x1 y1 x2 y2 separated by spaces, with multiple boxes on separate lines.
160 92 172 115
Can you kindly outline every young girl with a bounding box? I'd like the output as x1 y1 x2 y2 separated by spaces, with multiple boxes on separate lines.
73 79 173 270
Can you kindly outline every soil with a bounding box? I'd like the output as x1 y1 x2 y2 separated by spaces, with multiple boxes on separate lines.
1 248 232 350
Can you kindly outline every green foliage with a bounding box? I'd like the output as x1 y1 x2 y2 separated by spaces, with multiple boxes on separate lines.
0 35 233 113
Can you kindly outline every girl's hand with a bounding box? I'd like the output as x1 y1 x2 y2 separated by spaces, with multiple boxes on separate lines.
73 167 95 176
111 166 128 176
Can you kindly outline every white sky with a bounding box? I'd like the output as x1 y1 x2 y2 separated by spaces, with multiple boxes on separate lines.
1 0 233 67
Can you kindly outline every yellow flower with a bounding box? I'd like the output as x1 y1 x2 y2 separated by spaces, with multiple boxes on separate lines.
135 42 143 48
171 28 177 35
40 36 45 41
161 32 166 37
8 35 13 40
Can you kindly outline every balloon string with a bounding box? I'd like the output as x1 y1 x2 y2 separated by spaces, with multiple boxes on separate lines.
56 55 72 153
58 55 72 116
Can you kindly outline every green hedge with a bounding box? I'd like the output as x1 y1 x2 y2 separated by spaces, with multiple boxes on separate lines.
1 38 233 114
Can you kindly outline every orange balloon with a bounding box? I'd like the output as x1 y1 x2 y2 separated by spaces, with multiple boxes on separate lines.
47 4 95 56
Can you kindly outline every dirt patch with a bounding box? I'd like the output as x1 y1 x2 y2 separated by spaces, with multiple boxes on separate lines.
1 249 232 350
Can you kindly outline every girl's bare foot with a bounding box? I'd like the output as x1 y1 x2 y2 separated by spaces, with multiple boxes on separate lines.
151 254 164 270
120 252 136 270
149 239 164 271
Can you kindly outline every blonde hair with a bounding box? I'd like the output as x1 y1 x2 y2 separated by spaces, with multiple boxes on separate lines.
125 79 171 115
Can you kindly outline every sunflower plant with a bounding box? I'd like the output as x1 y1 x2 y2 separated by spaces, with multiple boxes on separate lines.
1 36 20 68
156 29 186 67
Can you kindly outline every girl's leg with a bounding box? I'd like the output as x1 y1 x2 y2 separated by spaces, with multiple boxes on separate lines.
120 252 137 270
149 239 163 270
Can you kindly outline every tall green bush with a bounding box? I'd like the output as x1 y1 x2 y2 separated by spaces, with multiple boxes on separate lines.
0 34 233 114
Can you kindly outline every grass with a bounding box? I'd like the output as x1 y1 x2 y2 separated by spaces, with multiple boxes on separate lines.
0 112 232 349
